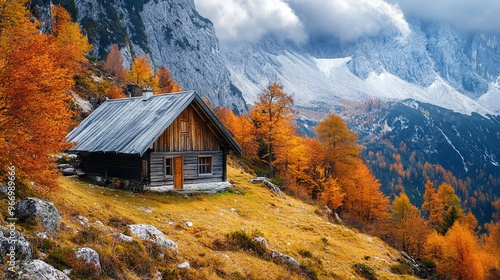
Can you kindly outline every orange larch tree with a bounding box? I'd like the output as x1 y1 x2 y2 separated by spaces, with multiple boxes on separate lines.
422 180 444 231
250 82 295 177
341 160 389 230
104 44 127 82
51 5 92 74
0 1 90 190
154 66 182 93
213 106 257 160
127 55 155 88
389 192 430 258
425 223 485 280
315 113 360 180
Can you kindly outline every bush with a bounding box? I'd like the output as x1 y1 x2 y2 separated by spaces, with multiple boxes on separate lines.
390 262 412 275
213 230 268 259
72 226 101 244
47 247 99 278
299 263 318 280
298 249 313 258
353 263 377 280
107 216 134 230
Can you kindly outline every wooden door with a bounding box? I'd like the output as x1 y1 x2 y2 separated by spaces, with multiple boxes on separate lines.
173 156 183 190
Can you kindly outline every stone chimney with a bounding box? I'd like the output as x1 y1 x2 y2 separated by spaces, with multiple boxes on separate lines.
142 86 153 100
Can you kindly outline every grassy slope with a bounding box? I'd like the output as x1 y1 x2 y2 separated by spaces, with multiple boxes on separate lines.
41 161 416 280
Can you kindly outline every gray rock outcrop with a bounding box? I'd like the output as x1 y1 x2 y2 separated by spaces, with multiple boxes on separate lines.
14 259 70 280
128 224 178 250
270 250 299 267
75 247 101 276
0 226 32 263
15 198 61 234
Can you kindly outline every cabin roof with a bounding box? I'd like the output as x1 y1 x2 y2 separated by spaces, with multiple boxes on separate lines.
66 91 241 156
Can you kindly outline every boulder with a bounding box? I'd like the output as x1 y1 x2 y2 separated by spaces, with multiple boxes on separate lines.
177 261 190 269
14 259 70 280
128 224 178 250
15 198 61 234
115 233 134 242
56 164 71 170
253 237 269 248
270 251 299 267
61 168 76 176
75 247 101 276
0 226 32 263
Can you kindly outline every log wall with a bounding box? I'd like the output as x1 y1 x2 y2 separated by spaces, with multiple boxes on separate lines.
153 105 220 152
149 151 224 187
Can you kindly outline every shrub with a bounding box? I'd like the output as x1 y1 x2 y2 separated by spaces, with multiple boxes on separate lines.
353 263 377 280
298 249 313 258
47 247 99 278
72 226 101 244
299 263 318 280
390 262 412 275
107 216 134 230
213 230 268 259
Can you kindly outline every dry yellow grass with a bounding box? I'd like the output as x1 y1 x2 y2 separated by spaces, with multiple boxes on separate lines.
37 163 419 279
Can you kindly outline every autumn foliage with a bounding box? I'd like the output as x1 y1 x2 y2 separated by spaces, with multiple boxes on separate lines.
154 66 182 93
104 44 126 82
216 82 389 232
0 2 90 190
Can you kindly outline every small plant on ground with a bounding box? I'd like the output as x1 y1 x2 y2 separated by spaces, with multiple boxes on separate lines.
353 263 377 280
321 237 329 245
390 261 413 275
299 249 313 258
214 230 268 259
47 247 100 278
298 262 318 280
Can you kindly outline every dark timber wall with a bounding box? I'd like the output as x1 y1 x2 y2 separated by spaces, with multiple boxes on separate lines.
79 152 144 180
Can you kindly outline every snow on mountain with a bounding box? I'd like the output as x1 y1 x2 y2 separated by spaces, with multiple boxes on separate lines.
223 42 493 117
221 19 500 117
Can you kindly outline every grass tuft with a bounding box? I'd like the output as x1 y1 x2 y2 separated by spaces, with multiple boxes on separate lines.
353 263 377 280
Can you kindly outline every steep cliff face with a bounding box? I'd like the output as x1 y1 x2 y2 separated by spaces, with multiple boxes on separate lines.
32 0 247 113
220 19 500 115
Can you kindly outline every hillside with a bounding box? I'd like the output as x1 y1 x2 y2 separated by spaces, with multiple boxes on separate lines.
3 161 418 279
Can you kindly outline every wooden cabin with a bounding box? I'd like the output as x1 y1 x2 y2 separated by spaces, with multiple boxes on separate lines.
66 91 241 191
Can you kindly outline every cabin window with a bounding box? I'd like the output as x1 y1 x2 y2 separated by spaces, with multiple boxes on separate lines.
198 156 212 175
164 157 173 177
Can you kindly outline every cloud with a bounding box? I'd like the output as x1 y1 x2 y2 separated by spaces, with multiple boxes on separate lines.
395 0 500 33
194 0 307 43
195 0 410 43
287 0 410 42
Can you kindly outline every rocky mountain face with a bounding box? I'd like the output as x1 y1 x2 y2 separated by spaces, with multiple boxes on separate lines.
31 0 247 113
344 100 500 223
221 19 500 116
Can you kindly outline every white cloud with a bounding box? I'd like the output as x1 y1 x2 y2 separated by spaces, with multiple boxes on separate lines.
194 0 307 43
195 0 410 43
395 0 500 33
287 0 410 42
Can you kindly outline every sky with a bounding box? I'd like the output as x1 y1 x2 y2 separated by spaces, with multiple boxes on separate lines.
194 0 500 43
